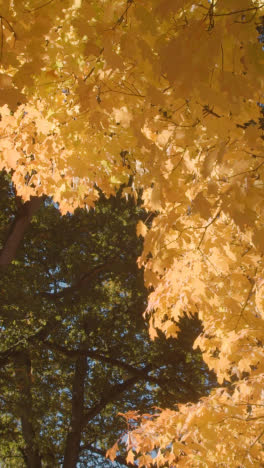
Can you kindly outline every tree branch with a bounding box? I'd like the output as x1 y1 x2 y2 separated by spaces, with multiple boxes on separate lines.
14 351 42 468
82 371 151 428
0 196 42 269
44 341 147 374
0 322 58 368
40 257 131 299
44 341 199 399
63 356 87 468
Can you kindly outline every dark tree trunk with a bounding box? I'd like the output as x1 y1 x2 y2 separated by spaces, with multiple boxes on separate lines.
0 196 42 268
63 356 87 468
14 352 42 468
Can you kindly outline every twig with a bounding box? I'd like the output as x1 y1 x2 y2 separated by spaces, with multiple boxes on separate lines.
24 0 56 13
0 17 3 61
213 6 264 17
83 66 95 82
197 209 221 249
234 269 257 330
227 161 264 180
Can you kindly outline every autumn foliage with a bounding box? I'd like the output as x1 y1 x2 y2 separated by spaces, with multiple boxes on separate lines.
1 0 264 466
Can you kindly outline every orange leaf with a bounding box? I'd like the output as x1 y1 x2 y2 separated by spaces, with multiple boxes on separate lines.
136 220 148 238
126 449 135 465
106 442 118 462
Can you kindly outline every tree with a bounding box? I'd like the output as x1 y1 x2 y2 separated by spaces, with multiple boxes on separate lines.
0 0 264 466
0 170 216 467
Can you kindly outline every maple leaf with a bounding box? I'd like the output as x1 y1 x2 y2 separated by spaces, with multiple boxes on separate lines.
136 220 148 238
106 442 119 462
126 450 135 465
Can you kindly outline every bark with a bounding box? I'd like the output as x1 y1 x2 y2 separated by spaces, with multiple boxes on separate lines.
0 196 42 269
14 352 42 468
63 354 144 466
63 356 87 468
82 372 149 427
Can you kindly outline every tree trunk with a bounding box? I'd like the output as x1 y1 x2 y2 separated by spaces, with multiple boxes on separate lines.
63 356 87 468
0 196 42 268
14 352 42 468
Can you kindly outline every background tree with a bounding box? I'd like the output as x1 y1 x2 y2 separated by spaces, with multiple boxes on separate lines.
0 170 216 467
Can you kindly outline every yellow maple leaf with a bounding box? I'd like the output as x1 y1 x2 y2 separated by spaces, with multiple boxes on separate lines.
126 450 135 465
136 220 148 238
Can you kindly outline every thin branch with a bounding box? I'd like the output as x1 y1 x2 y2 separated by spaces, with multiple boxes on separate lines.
109 0 134 31
159 117 200 129
0 17 3 61
160 205 221 250
1 16 17 40
197 4 264 17
197 209 221 249
234 270 257 330
203 105 222 119
24 0 56 13
160 151 185 177
100 85 145 99
213 6 264 17
241 427 264 465
221 43 224 71
83 66 95 82
227 161 264 180
234 9 258 24
250 427 264 448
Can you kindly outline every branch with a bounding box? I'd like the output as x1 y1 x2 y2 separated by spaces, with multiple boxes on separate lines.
40 258 126 299
63 356 87 468
0 321 58 368
213 6 264 17
234 269 257 330
227 161 264 180
250 427 264 448
197 209 221 249
14 352 42 468
82 371 151 428
197 4 264 17
109 0 134 31
24 0 56 13
44 341 199 399
0 196 42 269
44 341 147 373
